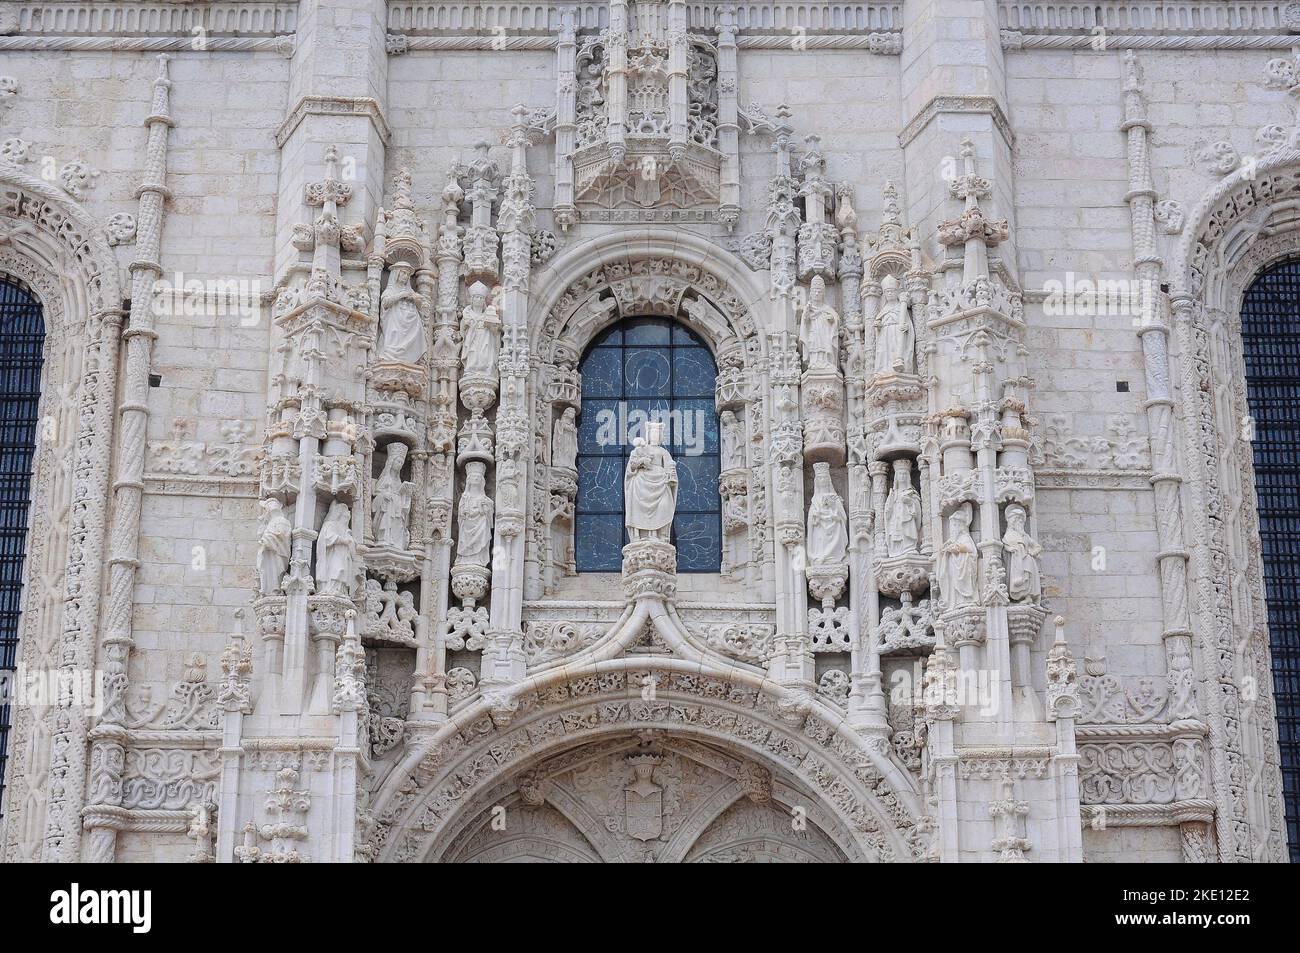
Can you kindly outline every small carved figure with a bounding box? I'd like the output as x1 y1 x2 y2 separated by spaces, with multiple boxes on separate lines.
372 442 415 549
256 498 292 595
806 462 848 566
940 504 979 607
456 461 494 567
1002 503 1042 602
316 501 357 595
377 262 426 365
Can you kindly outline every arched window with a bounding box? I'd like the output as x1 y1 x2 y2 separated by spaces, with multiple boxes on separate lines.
0 278 45 820
1241 260 1300 861
574 316 720 572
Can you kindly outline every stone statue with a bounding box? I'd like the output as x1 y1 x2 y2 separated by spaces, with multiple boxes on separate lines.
624 421 678 542
256 498 292 595
460 280 501 378
377 262 426 365
720 409 743 470
1002 504 1042 602
552 406 578 471
372 442 415 549
316 500 357 595
883 458 922 557
806 462 848 566
797 275 840 373
456 460 493 567
875 273 915 375
940 504 979 607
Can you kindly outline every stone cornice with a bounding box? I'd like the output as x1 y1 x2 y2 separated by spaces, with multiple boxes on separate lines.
387 2 903 34
0 1 296 37
999 0 1300 34
899 95 1015 149
386 32 902 53
275 95 393 149
1002 31 1300 50
0 34 293 52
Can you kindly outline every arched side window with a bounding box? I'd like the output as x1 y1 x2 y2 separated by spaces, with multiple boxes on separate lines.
1241 260 1300 861
0 278 45 820
574 317 720 572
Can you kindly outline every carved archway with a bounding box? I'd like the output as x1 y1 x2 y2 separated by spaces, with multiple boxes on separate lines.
436 732 852 863
0 168 124 862
369 659 928 863
1169 151 1300 862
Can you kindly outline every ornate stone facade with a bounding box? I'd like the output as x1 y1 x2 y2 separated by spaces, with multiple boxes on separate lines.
0 0 1293 863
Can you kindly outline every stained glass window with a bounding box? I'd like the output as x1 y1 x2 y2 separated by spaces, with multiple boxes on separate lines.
0 278 45 821
575 316 721 572
1241 260 1300 862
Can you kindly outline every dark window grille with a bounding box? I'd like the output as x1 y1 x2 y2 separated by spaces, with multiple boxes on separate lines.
574 316 721 572
1241 260 1300 862
0 278 45 822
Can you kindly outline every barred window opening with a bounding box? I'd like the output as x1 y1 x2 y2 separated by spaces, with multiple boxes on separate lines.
0 277 45 821
1241 260 1300 862
574 316 721 573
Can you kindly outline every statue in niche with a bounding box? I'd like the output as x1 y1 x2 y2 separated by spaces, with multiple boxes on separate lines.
797 275 840 373
552 407 578 472
460 280 501 378
372 442 415 550
497 454 521 512
1002 503 1042 602
316 501 358 595
720 409 743 471
456 461 494 567
624 421 678 542
883 458 922 557
874 273 915 376
806 462 848 566
940 503 979 608
377 262 426 365
256 498 292 595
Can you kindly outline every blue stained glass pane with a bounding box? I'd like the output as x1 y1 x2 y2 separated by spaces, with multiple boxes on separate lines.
674 454 720 513
592 325 621 346
622 319 672 346
580 347 622 397
672 348 717 398
624 399 672 446
624 348 672 397
576 456 625 513
578 399 623 455
668 399 719 455
673 323 702 344
575 514 625 571
575 316 721 574
673 513 721 572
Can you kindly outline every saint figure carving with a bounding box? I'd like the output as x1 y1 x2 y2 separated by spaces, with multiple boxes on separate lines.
875 273 915 375
460 280 501 378
377 262 426 365
1002 504 1042 602
883 458 922 557
806 462 848 566
372 442 415 549
552 407 578 472
316 501 357 595
797 275 840 373
256 498 292 595
456 461 494 567
624 421 678 542
940 504 979 607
